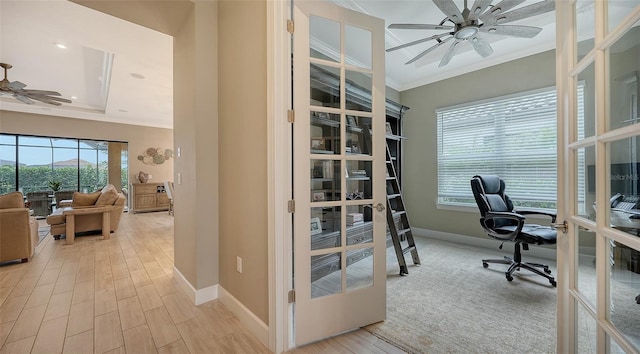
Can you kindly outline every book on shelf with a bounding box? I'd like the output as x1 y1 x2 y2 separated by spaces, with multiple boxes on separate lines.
346 213 363 223
347 220 364 226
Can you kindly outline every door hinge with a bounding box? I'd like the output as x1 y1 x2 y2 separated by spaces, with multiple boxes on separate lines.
288 200 295 213
287 20 294 34
288 290 295 303
552 221 568 234
287 110 295 123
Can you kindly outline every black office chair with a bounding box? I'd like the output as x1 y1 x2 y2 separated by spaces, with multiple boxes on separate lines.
470 175 557 287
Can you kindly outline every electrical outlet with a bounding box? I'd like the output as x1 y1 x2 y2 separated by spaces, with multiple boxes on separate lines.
236 256 242 273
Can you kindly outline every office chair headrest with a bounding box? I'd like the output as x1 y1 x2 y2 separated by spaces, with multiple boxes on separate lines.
474 175 503 194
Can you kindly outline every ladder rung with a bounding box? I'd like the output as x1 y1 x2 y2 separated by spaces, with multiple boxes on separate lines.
397 228 411 236
386 176 396 180
387 193 401 199
402 246 416 255
391 210 406 217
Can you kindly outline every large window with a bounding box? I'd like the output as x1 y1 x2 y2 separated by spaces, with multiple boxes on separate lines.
0 134 128 194
437 85 585 211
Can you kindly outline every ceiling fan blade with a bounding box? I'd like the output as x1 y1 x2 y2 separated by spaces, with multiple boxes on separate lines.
433 0 464 24
31 95 72 104
388 23 454 30
469 35 494 58
22 94 66 106
8 81 26 90
467 0 493 21
406 36 453 64
478 0 526 22
21 89 63 96
13 94 35 105
386 32 452 52
482 0 555 25
480 24 542 38
439 39 462 67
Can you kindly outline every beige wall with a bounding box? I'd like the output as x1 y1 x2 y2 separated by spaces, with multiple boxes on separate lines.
218 0 269 323
73 0 269 324
400 50 556 240
0 110 174 187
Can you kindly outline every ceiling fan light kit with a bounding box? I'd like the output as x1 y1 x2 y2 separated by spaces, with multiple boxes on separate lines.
387 0 555 67
0 62 72 106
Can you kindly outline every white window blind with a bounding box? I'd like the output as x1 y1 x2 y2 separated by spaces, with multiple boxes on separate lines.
437 85 585 210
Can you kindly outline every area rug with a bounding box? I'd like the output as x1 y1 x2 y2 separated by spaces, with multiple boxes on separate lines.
364 237 558 354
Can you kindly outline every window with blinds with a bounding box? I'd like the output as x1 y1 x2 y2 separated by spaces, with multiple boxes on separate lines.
437 85 585 211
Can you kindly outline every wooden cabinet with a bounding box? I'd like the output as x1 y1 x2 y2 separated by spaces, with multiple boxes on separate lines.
131 183 170 213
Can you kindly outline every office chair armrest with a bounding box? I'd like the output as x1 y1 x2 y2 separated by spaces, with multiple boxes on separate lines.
517 210 557 223
481 211 525 242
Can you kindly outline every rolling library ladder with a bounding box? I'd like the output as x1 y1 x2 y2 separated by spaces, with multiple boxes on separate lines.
385 143 421 275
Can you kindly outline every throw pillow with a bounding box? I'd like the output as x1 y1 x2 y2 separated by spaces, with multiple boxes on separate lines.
95 184 119 206
0 191 25 209
71 191 102 207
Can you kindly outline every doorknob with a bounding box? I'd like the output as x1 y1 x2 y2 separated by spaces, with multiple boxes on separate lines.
374 203 385 212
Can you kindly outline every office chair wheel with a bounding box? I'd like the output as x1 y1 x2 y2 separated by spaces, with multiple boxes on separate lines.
506 274 513 282
482 262 489 268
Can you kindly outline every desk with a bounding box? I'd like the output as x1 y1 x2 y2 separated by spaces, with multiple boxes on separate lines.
610 210 640 273
63 206 111 245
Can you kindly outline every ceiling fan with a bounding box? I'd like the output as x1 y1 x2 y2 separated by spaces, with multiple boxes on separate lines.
0 63 72 106
386 0 555 67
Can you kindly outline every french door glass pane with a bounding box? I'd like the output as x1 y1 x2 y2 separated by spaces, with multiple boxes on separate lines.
311 252 342 298
346 247 373 291
577 229 597 308
345 70 372 112
609 237 640 351
578 145 593 219
311 206 341 250
311 64 341 108
345 204 373 245
609 139 640 234
577 300 598 354
608 2 638 33
345 25 371 69
346 161 372 200
311 159 341 202
310 15 340 63
576 0 595 62
311 111 340 155
607 19 639 132
578 62 596 139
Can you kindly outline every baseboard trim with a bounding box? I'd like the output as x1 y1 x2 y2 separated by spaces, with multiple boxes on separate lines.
412 227 557 261
218 286 270 348
172 266 219 305
171 268 269 348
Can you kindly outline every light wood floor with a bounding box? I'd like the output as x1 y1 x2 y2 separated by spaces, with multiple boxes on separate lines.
0 212 405 354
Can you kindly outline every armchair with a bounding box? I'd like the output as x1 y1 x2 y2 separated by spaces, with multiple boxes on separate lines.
470 175 557 287
0 191 38 263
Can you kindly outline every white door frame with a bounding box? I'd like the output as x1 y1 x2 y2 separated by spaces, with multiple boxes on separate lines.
267 0 293 352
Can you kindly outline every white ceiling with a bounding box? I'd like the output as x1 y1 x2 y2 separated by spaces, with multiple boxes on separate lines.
0 1 633 129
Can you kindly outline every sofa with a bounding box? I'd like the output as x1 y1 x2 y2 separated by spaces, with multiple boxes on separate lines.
46 184 126 240
0 191 38 263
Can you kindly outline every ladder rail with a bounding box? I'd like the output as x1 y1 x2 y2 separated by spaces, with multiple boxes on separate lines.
385 144 420 275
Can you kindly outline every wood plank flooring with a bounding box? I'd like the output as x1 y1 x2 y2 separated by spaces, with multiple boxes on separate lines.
0 212 405 353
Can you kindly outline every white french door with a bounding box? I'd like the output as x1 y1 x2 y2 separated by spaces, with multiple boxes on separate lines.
557 1 640 352
291 0 387 346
